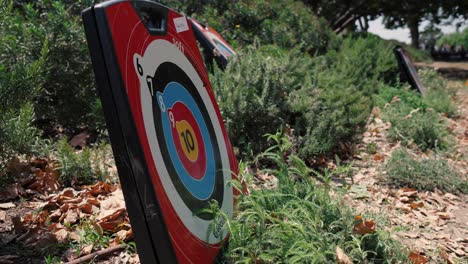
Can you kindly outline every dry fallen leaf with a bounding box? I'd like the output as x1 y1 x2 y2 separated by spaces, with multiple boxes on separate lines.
353 215 376 235
54 228 68 243
0 202 15 209
409 251 427 264
373 154 385 162
336 246 352 264
80 244 94 256
410 201 424 210
0 211 6 222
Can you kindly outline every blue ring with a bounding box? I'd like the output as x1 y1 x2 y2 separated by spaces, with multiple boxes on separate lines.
157 82 215 200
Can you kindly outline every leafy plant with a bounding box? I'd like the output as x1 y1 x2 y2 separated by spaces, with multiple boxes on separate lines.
56 139 94 186
211 45 312 158
419 68 456 117
384 149 467 194
219 135 409 263
385 103 449 150
192 0 339 55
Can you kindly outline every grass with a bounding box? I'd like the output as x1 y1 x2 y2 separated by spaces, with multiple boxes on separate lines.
219 133 409 263
383 149 467 194
384 104 449 151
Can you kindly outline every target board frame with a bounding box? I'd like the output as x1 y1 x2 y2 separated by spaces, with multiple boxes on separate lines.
393 46 426 95
82 1 238 263
190 18 236 69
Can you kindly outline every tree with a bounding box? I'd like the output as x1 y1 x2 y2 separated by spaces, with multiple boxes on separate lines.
302 0 467 48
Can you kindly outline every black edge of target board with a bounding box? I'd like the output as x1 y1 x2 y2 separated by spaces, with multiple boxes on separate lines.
82 2 177 263
393 46 426 95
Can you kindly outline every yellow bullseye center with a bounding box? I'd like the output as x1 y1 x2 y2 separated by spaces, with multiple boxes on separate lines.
176 120 198 161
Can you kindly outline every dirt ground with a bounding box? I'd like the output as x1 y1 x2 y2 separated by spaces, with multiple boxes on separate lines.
343 73 468 263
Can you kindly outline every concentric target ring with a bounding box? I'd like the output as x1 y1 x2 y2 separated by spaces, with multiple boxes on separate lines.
151 62 224 219
134 39 233 244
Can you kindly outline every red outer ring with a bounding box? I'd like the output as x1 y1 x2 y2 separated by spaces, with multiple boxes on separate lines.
105 3 238 263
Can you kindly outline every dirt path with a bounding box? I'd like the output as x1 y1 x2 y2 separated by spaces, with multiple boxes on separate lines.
416 62 468 80
343 80 468 263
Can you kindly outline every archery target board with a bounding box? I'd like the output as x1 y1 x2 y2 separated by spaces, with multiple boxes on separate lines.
190 19 236 68
82 1 238 263
393 46 426 95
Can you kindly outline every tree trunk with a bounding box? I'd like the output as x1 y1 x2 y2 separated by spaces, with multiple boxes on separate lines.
408 17 420 49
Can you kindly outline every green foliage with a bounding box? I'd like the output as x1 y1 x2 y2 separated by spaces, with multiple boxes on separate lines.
192 0 339 55
419 68 456 117
385 103 449 151
55 139 113 186
222 135 409 263
0 0 50 166
28 0 101 130
384 149 467 194
325 33 400 89
436 28 468 48
293 33 399 158
56 139 94 186
376 69 454 151
74 218 112 249
1 0 102 132
213 33 403 160
211 45 312 157
0 104 43 164
0 1 48 114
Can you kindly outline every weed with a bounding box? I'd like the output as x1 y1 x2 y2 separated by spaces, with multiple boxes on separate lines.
44 255 61 264
384 149 467 194
74 218 111 249
384 103 449 151
220 135 409 263
56 139 94 186
419 69 456 117
365 142 378 155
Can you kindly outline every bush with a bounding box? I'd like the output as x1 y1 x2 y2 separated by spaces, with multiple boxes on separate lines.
384 102 449 151
56 139 94 186
192 0 339 55
290 34 401 158
419 68 456 117
323 33 400 90
384 149 467 194
0 104 43 165
2 0 103 132
0 1 49 166
28 0 102 130
211 45 312 157
223 136 409 263
213 33 402 160
436 28 468 48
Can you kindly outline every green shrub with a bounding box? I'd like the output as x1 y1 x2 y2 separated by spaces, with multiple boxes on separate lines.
323 33 400 90
374 84 426 109
288 34 402 158
192 0 338 55
384 102 449 151
211 45 313 157
0 104 42 162
419 68 456 117
384 149 467 194
436 28 468 48
56 139 94 186
213 34 401 160
0 0 49 166
28 0 101 130
223 135 409 263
